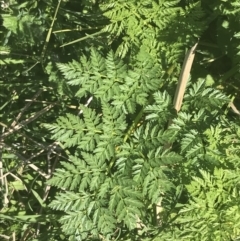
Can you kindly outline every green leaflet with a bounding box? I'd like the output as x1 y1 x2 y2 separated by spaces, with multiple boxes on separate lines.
46 42 238 240
38 0 240 240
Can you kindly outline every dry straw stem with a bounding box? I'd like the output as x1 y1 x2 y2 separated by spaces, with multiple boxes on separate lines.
156 42 198 222
230 101 240 116
173 42 198 112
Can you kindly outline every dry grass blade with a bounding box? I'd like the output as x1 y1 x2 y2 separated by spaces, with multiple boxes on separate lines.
173 42 198 112
230 102 240 116
156 42 198 223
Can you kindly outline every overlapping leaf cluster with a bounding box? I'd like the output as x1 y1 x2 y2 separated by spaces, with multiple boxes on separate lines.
45 48 240 240
1 0 240 240
45 0 240 240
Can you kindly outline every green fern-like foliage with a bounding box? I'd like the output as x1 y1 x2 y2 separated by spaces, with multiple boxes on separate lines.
44 43 240 240
45 49 168 239
1 0 240 240
56 48 162 114
101 0 206 67
165 167 240 241
42 0 240 240
45 50 168 239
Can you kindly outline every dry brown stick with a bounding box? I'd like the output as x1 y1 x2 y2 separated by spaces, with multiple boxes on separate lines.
156 42 198 222
230 102 240 116
0 234 10 240
25 99 81 110
0 126 9 206
11 131 62 155
0 143 50 179
0 149 67 181
25 96 94 113
0 103 56 140
162 43 198 150
11 89 42 128
173 42 199 112
36 155 59 235
17 131 49 150
0 140 65 180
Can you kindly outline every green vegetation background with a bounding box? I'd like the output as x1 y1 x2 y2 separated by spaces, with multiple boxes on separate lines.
1 0 240 240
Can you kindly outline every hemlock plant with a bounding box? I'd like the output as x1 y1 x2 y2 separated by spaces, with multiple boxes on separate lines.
1 0 240 240
45 47 240 240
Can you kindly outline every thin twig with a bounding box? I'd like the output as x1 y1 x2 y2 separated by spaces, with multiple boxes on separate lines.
36 155 59 235
0 143 50 179
25 99 82 110
60 31 103 47
11 89 42 128
0 104 56 140
0 141 65 180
